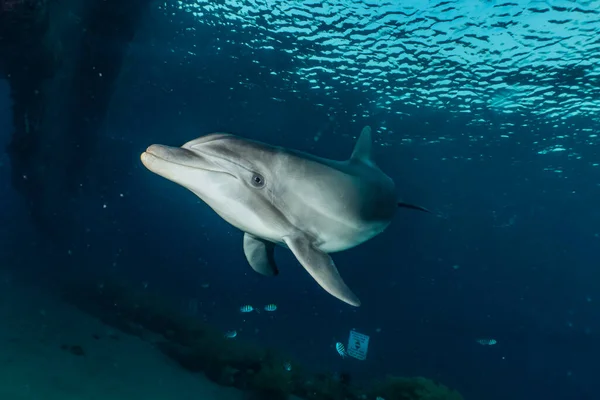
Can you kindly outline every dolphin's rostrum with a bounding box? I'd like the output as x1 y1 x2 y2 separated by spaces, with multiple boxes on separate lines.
140 126 429 307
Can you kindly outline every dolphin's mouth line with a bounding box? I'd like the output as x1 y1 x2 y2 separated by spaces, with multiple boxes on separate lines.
191 148 255 176
186 146 257 178
143 150 238 179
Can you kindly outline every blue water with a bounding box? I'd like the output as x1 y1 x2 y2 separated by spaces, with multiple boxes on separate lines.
2 1 600 399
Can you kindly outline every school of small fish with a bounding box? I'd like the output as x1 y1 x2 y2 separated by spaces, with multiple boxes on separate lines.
335 342 347 358
240 303 280 313
225 304 280 342
224 330 237 339
239 304 255 313
233 302 497 365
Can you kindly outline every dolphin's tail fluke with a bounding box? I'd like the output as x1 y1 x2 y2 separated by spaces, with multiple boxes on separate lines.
398 202 431 213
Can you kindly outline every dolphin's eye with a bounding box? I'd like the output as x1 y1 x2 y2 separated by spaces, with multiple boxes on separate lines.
250 173 265 188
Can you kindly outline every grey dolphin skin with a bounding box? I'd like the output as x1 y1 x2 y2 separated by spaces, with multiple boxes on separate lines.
140 126 429 307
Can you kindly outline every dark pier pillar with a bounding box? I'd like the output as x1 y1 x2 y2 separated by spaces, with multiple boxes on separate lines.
0 0 152 240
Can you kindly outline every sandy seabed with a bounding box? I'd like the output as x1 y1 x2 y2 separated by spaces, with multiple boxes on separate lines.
0 275 246 400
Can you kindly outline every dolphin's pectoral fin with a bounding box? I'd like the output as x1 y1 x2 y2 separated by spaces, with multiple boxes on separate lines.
398 201 431 213
243 233 279 276
283 235 361 307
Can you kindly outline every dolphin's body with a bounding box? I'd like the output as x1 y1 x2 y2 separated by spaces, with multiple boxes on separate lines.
140 126 429 307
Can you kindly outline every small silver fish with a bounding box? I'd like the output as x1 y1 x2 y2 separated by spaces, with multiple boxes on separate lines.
476 338 497 346
283 361 292 371
224 330 237 339
264 304 277 312
240 305 254 313
335 342 347 358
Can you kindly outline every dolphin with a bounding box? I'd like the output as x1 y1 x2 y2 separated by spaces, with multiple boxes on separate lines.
140 126 429 307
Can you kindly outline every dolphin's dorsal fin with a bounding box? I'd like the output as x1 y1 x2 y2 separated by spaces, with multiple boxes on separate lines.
350 126 373 164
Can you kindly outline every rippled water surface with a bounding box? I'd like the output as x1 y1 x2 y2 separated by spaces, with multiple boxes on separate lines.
162 0 600 177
